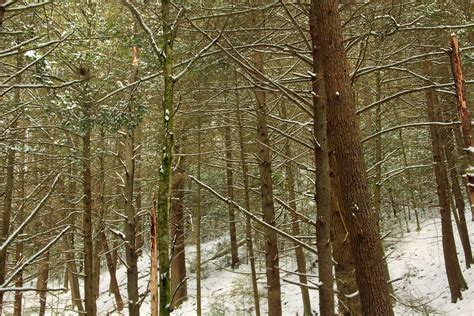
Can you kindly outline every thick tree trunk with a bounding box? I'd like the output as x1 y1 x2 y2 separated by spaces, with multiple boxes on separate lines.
170 144 187 309
224 121 240 269
280 103 311 315
312 1 393 315
309 4 335 315
235 94 261 316
425 60 467 302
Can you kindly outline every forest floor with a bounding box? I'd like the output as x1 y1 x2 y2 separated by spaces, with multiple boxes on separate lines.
3 213 474 315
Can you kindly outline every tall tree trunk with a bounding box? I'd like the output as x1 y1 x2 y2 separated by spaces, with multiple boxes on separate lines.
280 103 311 315
123 46 140 316
151 196 159 316
224 120 240 269
156 1 175 314
449 35 474 221
309 4 335 315
312 1 393 314
195 117 202 316
443 122 473 268
235 92 261 316
13 129 26 316
0 52 21 314
37 251 50 316
424 59 467 302
100 230 124 311
81 76 97 315
253 49 282 316
170 142 187 309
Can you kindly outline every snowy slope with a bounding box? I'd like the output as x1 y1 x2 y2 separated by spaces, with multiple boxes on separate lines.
390 217 474 315
3 216 474 315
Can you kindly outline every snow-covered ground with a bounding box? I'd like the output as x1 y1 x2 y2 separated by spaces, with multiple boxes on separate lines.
3 216 474 315
389 217 474 315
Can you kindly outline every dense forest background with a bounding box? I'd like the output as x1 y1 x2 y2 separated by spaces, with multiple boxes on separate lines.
1 0 474 315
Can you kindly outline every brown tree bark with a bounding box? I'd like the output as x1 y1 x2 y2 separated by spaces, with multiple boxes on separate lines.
100 230 124 310
235 93 261 316
224 120 240 269
424 59 467 302
0 52 21 314
121 45 140 316
449 35 474 221
309 3 335 315
254 49 282 315
280 103 311 315
37 251 50 316
442 122 473 268
312 1 394 315
81 72 96 315
170 142 188 309
151 196 159 316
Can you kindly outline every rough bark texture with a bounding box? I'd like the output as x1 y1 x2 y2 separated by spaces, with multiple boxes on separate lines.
449 35 474 220
37 251 50 316
157 1 175 314
235 96 261 316
100 230 123 310
151 197 159 316
170 145 188 309
309 3 335 315
82 84 97 316
425 60 467 302
313 1 394 315
0 53 21 314
281 103 311 316
123 45 139 316
224 122 240 269
254 49 282 316
195 117 203 316
442 121 473 268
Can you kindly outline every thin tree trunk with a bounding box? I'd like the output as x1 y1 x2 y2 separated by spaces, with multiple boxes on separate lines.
13 134 26 316
280 103 311 315
309 4 335 315
195 117 202 316
224 120 240 269
170 142 187 309
253 49 282 316
443 123 473 268
37 252 50 316
156 1 175 314
123 45 140 316
151 196 159 316
312 1 393 314
449 35 474 221
81 73 96 315
0 53 21 314
63 174 84 315
235 92 261 316
424 59 467 303
100 231 124 310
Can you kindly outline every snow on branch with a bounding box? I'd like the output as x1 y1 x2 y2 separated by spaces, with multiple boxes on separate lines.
0 173 61 253
189 175 318 255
